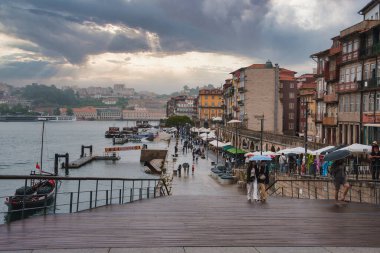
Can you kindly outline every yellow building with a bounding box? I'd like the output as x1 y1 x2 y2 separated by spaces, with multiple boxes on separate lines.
198 88 223 124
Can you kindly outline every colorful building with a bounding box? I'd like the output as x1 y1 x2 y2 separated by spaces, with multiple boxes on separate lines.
198 88 223 125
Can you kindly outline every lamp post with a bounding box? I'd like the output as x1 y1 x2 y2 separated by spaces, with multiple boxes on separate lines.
213 117 223 165
303 99 310 175
255 114 265 155
227 119 242 168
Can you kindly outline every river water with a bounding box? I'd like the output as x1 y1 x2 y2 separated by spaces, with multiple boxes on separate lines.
0 121 166 223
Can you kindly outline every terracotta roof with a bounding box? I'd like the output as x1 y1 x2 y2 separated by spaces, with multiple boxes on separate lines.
310 48 329 58
73 106 97 113
280 76 296 81
247 64 266 69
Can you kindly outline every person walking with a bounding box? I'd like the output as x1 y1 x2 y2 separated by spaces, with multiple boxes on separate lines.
177 164 182 177
279 153 286 173
330 159 350 202
246 161 259 202
192 164 195 175
256 161 269 202
370 142 380 180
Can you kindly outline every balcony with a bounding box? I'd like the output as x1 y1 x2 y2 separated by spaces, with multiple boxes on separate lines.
323 116 338 126
361 78 380 90
238 87 246 93
336 82 359 93
324 93 338 103
329 45 342 56
341 50 359 64
237 100 244 106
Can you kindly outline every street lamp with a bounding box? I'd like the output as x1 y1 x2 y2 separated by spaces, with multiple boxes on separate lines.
303 99 310 175
254 115 265 155
213 117 223 164
227 119 242 167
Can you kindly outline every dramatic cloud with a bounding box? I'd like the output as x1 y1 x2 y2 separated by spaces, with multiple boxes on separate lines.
0 0 369 93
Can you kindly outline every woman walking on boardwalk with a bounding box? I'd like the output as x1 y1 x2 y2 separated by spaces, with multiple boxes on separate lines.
246 161 259 202
331 159 350 202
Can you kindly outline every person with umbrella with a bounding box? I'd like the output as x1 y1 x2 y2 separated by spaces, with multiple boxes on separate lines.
256 160 270 202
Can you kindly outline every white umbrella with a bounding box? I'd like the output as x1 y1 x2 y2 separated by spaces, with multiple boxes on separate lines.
310 146 335 155
340 143 371 154
277 147 313 155
213 116 223 121
227 119 242 124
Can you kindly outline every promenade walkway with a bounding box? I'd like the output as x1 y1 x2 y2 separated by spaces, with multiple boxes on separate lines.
1 138 380 253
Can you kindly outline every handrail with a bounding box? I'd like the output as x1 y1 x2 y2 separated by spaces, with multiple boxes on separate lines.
0 175 159 181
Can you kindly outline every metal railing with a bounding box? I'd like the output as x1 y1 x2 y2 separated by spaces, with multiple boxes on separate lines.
0 175 171 223
266 178 380 205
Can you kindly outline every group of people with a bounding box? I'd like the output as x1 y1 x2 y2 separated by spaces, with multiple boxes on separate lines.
246 161 270 202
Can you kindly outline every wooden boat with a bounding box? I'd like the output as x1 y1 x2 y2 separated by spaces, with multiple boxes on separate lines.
105 127 122 138
5 121 57 213
5 175 56 211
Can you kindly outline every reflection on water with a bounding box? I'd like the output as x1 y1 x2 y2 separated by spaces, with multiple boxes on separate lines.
0 121 165 223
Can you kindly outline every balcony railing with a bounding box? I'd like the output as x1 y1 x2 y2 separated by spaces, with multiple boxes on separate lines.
323 116 338 126
238 87 246 93
336 82 359 93
326 69 339 82
361 78 380 89
324 93 338 103
341 50 359 64
237 100 244 106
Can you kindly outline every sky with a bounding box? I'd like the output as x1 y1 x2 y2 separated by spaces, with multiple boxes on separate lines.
0 0 368 94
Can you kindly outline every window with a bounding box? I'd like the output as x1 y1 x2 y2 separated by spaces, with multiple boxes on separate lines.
356 94 360 112
364 64 370 80
289 113 294 120
350 94 355 112
340 69 345 83
356 65 362 81
339 96 344 112
289 103 294 109
345 68 350 83
351 67 356 82
371 63 376 79
376 12 379 20
369 93 375 111
211 102 215 106
290 83 294 89
367 34 373 47
363 94 368 112
212 96 214 99
348 41 353 53
343 42 347 54
205 95 208 99
354 39 359 51
289 123 294 130
289 92 295 99
377 94 380 111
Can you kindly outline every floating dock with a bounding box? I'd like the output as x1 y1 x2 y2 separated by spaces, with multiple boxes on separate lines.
67 155 120 169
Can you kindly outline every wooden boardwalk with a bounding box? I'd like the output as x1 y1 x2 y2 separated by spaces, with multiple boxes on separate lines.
1 196 380 250
2 140 380 251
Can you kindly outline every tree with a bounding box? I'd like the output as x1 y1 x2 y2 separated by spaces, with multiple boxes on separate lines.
165 115 193 127
66 108 74 116
53 107 61 115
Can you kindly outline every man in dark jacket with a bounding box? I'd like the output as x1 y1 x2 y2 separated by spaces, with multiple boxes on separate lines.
256 161 269 202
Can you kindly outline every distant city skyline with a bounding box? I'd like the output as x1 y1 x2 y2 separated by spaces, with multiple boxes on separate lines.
0 0 367 94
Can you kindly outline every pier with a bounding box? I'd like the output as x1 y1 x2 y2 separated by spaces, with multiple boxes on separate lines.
67 145 120 169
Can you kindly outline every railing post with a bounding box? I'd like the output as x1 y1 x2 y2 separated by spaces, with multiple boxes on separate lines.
147 187 150 199
110 180 113 205
76 180 81 212
281 187 284 197
69 192 73 213
119 189 122 204
291 181 293 198
130 188 133 202
90 191 93 209
122 180 125 204
132 180 135 201
21 178 27 219
106 190 109 205
308 181 310 199
315 187 318 200
95 179 98 208
53 179 58 214
297 187 300 199
359 189 362 203
43 194 47 215
139 188 142 200
326 181 329 200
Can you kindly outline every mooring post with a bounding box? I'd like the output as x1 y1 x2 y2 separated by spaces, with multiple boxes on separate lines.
65 153 69 176
54 154 59 175
81 145 84 158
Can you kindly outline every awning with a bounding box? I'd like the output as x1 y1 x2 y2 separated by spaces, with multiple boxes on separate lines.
226 147 247 154
364 123 380 127
222 145 233 151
